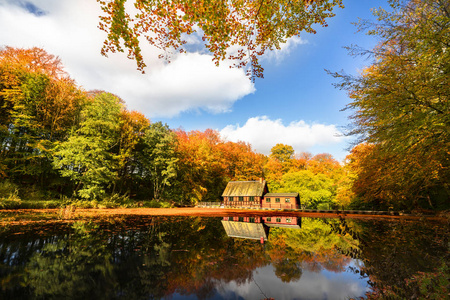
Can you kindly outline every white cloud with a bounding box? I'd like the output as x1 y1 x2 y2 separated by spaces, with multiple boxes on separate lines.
217 265 369 300
263 36 308 63
220 116 345 155
0 0 254 117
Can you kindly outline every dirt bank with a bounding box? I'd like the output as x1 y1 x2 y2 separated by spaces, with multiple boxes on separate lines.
2 207 446 222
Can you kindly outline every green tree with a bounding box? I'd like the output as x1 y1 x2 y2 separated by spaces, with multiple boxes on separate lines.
330 0 450 207
139 122 178 201
97 0 343 79
279 170 335 209
53 92 122 199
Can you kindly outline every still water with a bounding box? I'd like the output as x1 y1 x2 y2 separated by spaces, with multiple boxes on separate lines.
0 213 448 299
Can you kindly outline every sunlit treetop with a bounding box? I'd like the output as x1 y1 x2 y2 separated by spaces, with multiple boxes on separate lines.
0 46 67 79
97 0 343 80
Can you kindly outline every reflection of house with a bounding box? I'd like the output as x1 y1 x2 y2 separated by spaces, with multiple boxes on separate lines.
221 218 269 241
222 179 300 209
262 216 301 229
221 216 301 241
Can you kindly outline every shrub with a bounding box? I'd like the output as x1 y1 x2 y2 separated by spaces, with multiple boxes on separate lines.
143 200 172 208
0 181 22 208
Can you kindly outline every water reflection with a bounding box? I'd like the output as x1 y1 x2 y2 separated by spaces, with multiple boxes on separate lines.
0 215 448 299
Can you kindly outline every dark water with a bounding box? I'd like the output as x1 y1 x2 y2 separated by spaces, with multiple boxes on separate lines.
0 214 448 300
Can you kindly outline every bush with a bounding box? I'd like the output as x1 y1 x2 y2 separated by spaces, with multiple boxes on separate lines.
100 193 135 208
0 180 20 199
19 200 61 209
0 181 22 208
143 199 172 208
317 203 332 210
60 193 137 209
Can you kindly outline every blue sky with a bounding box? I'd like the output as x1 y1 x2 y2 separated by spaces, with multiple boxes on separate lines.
0 0 390 161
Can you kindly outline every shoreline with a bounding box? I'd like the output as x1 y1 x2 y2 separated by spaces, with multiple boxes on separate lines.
1 207 447 223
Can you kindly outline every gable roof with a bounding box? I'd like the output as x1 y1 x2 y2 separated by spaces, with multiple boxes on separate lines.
222 180 268 197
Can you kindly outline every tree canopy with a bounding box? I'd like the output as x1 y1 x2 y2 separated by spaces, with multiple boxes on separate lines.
330 0 450 208
97 0 343 79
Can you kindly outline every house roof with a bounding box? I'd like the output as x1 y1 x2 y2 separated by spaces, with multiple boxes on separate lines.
221 220 268 240
222 180 268 197
264 193 299 197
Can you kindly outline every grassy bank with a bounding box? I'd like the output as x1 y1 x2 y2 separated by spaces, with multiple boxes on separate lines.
0 198 173 210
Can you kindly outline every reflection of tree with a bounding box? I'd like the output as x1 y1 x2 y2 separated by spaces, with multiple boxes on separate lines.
353 219 449 298
24 221 115 299
2 215 447 299
266 218 356 278
273 259 302 283
163 219 269 299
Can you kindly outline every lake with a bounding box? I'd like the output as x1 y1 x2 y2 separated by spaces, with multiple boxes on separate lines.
0 212 448 299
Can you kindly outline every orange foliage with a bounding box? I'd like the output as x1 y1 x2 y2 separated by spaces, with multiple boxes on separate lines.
0 46 66 79
290 152 312 172
346 143 446 209
307 153 342 177
264 158 284 185
174 129 265 202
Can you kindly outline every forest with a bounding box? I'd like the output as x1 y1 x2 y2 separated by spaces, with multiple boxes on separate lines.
0 0 448 211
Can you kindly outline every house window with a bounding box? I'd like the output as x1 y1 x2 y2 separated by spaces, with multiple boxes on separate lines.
238 217 244 222
229 197 233 202
249 196 255 202
266 198 271 203
286 218 292 223
285 198 291 203
229 217 233 221
275 198 280 203
266 217 271 222
239 196 244 201
249 217 255 223
276 217 281 222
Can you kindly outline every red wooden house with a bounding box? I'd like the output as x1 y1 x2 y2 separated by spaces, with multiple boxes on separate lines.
262 193 300 210
222 179 301 210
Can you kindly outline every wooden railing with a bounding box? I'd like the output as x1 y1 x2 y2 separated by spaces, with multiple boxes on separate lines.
196 202 403 215
197 202 222 208
261 203 299 210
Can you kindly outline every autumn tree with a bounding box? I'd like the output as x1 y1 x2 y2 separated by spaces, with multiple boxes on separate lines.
290 152 312 172
97 0 343 79
114 109 150 194
220 140 265 181
264 143 295 187
173 129 265 204
0 47 85 193
330 0 450 208
263 158 284 191
270 143 294 163
344 143 447 210
307 153 343 181
174 129 228 203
